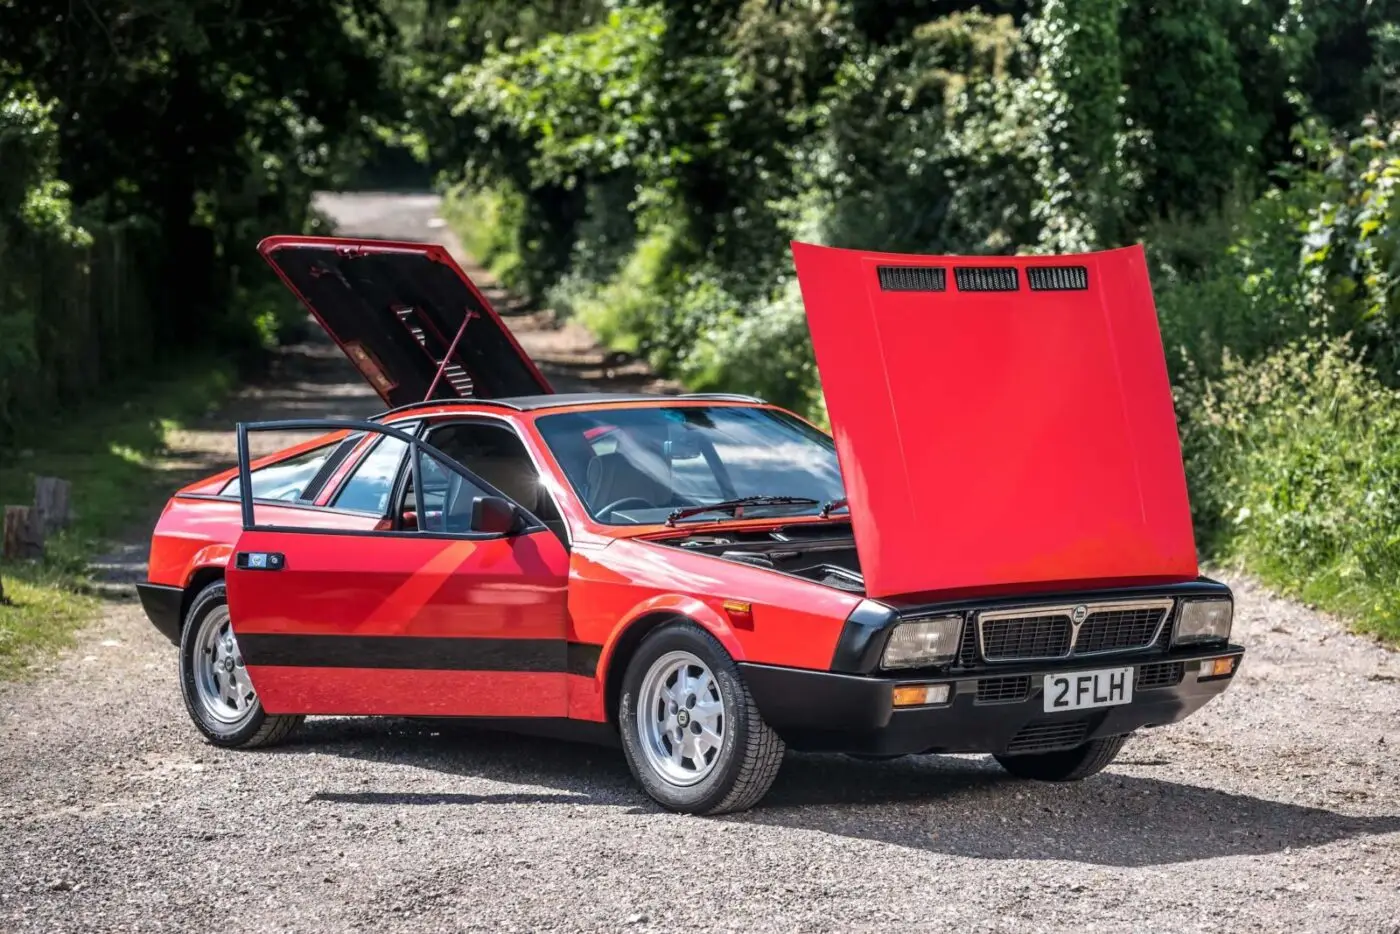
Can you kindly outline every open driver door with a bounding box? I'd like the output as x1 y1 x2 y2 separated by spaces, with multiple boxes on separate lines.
223 419 571 718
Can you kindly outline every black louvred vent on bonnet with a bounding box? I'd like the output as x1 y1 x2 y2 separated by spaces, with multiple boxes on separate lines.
1027 265 1089 291
877 265 947 292
955 267 1019 292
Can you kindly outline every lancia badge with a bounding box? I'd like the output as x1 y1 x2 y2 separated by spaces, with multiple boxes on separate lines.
1071 604 1089 624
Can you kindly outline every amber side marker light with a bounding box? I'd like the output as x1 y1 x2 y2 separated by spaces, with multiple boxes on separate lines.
1199 657 1238 680
721 600 754 630
892 684 952 707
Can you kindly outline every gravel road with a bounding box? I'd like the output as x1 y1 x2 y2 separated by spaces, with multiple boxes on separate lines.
2 192 1398 934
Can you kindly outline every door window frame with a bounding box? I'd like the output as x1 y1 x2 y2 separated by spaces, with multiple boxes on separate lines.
235 418 546 541
419 414 572 547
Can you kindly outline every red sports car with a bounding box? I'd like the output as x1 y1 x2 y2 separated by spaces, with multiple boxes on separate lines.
136 236 1243 814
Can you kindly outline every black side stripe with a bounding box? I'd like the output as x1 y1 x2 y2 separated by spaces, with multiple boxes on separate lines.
239 634 603 677
567 642 603 678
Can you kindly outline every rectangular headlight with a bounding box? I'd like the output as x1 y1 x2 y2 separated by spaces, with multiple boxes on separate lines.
882 615 963 668
1173 598 1233 646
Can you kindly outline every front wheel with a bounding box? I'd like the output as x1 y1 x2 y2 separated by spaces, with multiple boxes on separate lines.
993 734 1128 782
179 582 303 748
618 622 785 814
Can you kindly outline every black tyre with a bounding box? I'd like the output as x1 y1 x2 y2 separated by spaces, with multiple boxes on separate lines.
993 734 1128 782
179 582 302 748
618 622 785 814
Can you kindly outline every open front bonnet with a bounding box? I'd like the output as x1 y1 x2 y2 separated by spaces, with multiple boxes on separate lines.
258 236 552 405
791 242 1198 601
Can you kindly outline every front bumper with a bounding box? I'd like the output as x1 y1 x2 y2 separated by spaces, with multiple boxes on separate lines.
739 645 1244 756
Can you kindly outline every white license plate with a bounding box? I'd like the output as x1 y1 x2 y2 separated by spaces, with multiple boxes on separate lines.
1043 667 1133 713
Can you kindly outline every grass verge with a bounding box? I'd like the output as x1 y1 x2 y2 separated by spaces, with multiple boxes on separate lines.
0 360 235 678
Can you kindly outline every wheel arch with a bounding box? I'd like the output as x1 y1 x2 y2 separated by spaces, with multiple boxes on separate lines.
599 595 744 727
180 565 227 634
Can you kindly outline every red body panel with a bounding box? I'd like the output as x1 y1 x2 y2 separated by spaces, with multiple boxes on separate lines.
248 669 566 717
791 242 1198 600
147 498 380 587
227 526 570 716
562 538 861 722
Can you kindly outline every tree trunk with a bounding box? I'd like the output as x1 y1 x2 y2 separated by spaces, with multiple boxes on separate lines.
33 476 72 533
2 506 44 560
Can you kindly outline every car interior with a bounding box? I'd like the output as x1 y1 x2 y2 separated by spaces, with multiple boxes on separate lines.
423 421 570 546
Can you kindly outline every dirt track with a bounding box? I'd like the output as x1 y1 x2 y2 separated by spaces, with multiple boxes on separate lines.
2 192 1398 933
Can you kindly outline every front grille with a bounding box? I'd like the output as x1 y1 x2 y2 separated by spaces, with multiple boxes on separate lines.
1005 719 1090 754
976 599 1173 662
958 616 979 667
1076 607 1167 654
977 675 1031 704
1136 661 1184 690
981 614 1072 661
1153 610 1175 649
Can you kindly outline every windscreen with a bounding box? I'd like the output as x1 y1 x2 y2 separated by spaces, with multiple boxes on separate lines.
536 406 845 525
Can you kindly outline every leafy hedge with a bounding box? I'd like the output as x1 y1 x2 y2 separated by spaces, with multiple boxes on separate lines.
0 2 399 449
1181 338 1400 640
413 0 1400 637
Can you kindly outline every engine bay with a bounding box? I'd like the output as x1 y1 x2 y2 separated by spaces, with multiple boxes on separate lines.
653 521 865 593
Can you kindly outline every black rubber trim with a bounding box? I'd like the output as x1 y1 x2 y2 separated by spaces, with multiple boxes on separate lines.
136 582 184 646
372 392 768 419
239 634 602 675
739 663 894 732
830 598 900 672
567 642 602 678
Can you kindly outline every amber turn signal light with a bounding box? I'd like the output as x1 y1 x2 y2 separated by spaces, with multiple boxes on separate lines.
892 683 952 707
1200 656 1238 679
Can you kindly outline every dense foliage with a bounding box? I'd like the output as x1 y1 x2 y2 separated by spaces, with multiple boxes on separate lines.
4 0 1398 637
407 0 1400 637
0 0 398 446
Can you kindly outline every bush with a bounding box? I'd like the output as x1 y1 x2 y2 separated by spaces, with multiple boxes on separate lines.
425 0 1400 639
1180 337 1400 639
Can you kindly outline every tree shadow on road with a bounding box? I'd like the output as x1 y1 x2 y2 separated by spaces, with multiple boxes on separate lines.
277 716 1400 868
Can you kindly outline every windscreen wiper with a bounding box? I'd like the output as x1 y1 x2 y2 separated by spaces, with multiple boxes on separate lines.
665 496 819 526
819 497 848 518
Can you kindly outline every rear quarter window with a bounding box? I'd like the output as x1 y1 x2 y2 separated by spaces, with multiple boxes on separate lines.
332 436 410 515
222 442 341 502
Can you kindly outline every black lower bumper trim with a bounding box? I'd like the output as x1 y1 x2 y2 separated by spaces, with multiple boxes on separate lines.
739 646 1245 756
136 582 184 646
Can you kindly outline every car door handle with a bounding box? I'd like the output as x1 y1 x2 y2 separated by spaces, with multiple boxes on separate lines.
235 551 285 571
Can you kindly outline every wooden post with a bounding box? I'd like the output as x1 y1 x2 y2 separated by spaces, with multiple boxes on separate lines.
33 476 72 533
2 506 44 560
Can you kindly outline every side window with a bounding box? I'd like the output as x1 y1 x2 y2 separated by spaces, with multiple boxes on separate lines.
414 447 490 533
332 436 410 514
223 441 340 502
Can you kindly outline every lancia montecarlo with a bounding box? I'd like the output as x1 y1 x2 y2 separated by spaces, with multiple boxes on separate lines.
135 236 1244 815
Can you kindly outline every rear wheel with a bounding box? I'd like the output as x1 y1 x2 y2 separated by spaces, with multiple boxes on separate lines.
993 734 1128 782
179 582 302 748
618 622 784 814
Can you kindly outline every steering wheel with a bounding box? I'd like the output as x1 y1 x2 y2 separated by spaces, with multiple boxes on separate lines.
595 496 655 519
